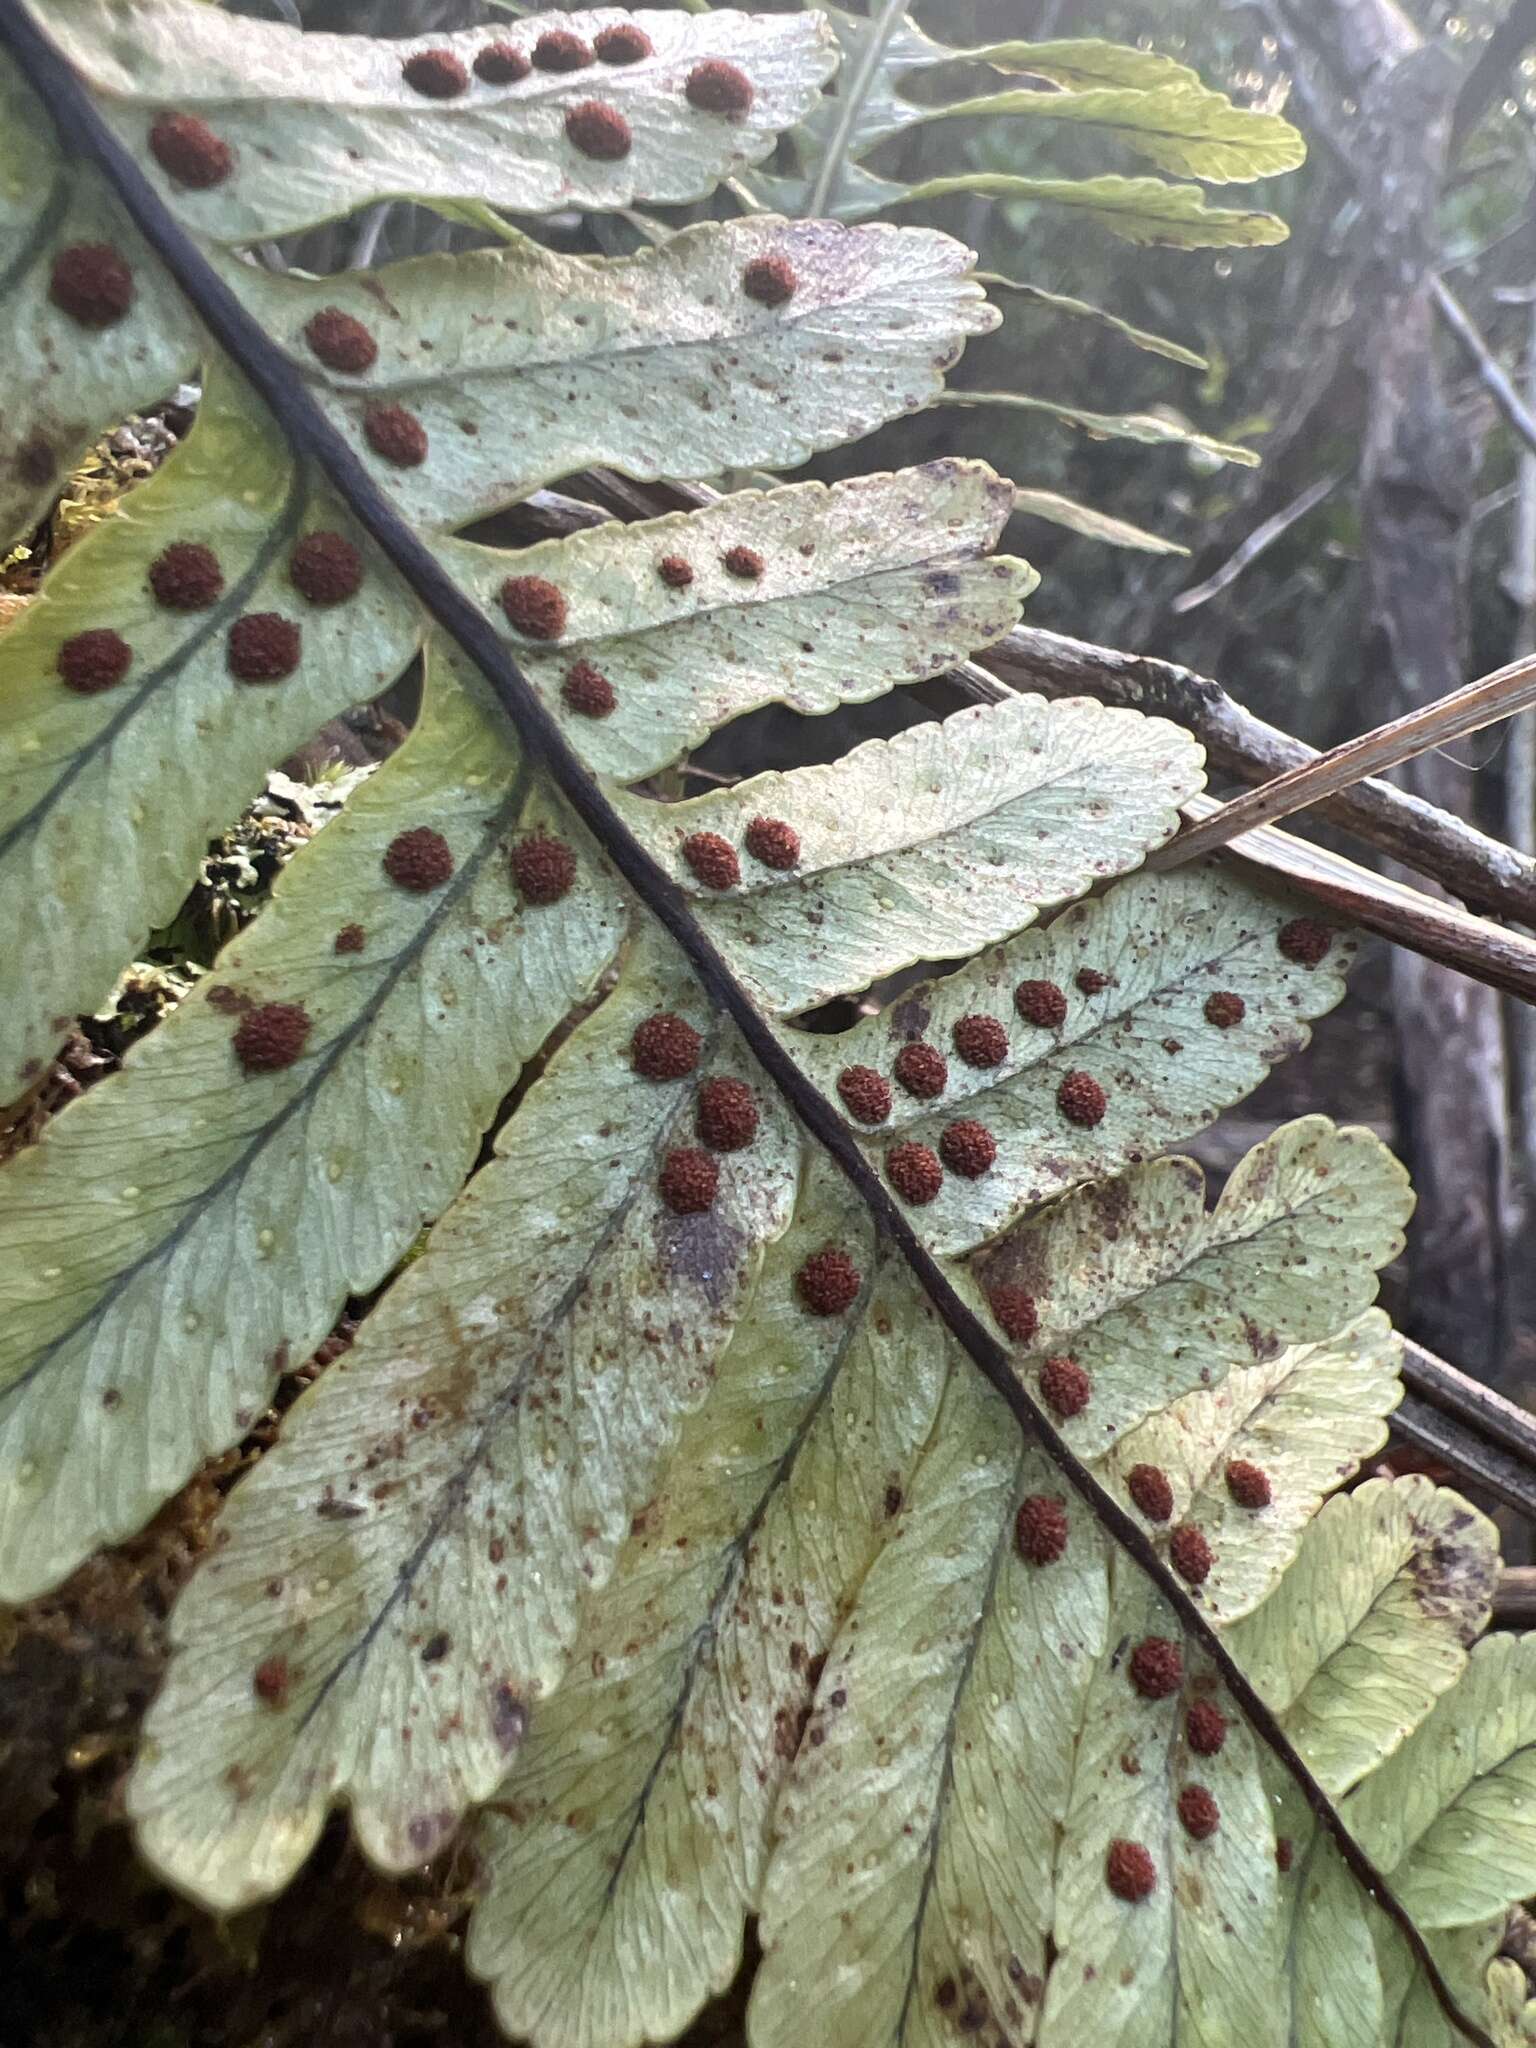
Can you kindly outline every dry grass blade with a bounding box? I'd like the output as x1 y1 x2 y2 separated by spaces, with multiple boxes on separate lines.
1159 650 1536 867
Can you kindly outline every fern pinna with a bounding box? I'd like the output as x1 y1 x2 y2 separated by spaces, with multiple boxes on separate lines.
0 6 1532 2046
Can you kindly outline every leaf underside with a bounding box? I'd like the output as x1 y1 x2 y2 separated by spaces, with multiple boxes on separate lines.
0 11 1528 2048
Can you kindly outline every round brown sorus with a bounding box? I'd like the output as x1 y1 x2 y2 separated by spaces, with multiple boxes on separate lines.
939 1118 997 1179
1039 1354 1091 1418
149 111 234 189
686 58 754 116
252 1655 291 1709
681 831 741 891
1129 1636 1183 1701
565 102 633 160
233 1001 312 1074
1177 1785 1220 1841
723 544 764 580
1057 1069 1107 1129
837 1065 892 1126
402 48 470 97
796 1247 862 1316
383 826 454 893
1014 978 1067 1030
1203 990 1246 1029
148 540 223 610
658 1146 720 1217
1105 1839 1157 1904
986 1283 1038 1346
228 612 301 683
744 815 800 870
1226 1458 1273 1510
886 1141 944 1206
1185 1700 1228 1757
364 404 428 467
561 659 616 718
952 1013 1009 1070
334 923 366 955
1126 1463 1174 1523
534 29 594 70
304 307 378 374
50 243 134 328
631 1012 702 1081
1014 1494 1068 1567
1169 1522 1214 1587
57 628 133 695
657 555 694 589
1278 916 1332 966
500 574 567 641
595 22 653 63
1075 967 1110 996
475 41 530 84
512 830 578 905
289 531 364 606
696 1076 758 1153
893 1041 947 1100
742 254 798 307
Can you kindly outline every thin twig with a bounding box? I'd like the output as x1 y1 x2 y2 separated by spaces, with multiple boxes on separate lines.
986 627 1536 921
1434 277 1536 461
1171 470 1344 613
0 13 1490 2039
804 0 905 219
1156 650 1536 868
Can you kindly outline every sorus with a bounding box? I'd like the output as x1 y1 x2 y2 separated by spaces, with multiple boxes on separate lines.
500 575 567 641
233 1002 312 1074
1057 1069 1107 1129
304 307 378 375
511 831 578 905
1014 979 1067 1029
1014 1494 1068 1566
795 1247 861 1316
681 831 740 891
631 1013 702 1081
383 826 454 893
742 255 798 307
474 42 530 84
402 49 470 97
289 531 364 606
837 1065 892 1126
1105 1839 1157 1903
565 103 632 161
149 111 234 188
952 1013 1008 1069
1039 1355 1090 1417
658 1147 719 1216
1128 1637 1183 1701
886 1141 943 1205
695 1076 758 1152
893 1041 947 1100
149 540 223 610
686 59 754 116
986 1284 1038 1346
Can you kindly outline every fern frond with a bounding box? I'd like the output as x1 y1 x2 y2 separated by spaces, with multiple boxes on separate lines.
0 8 1524 2043
0 644 626 1601
619 695 1201 1014
129 932 799 1905
1225 1473 1499 1796
45 0 837 238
